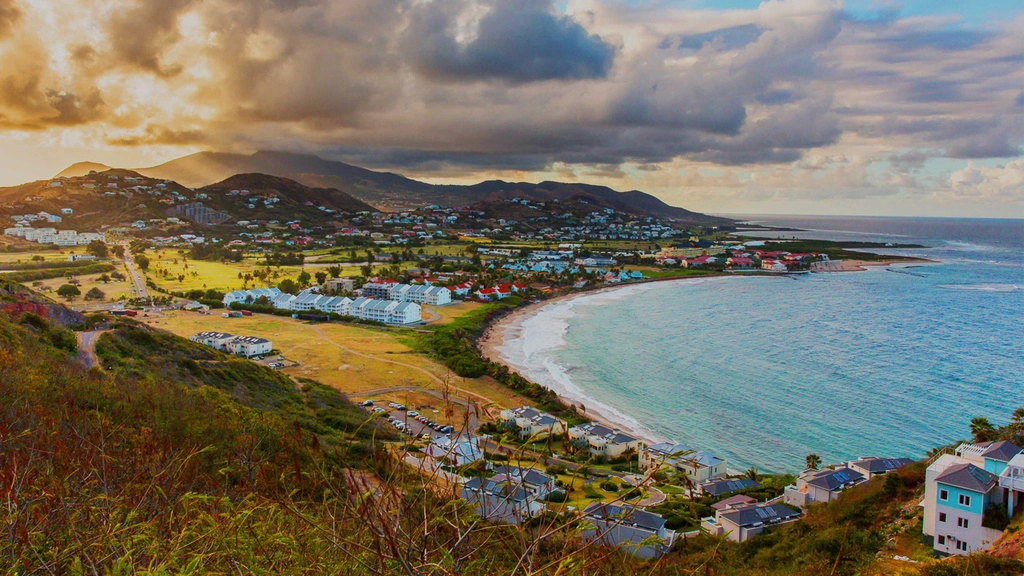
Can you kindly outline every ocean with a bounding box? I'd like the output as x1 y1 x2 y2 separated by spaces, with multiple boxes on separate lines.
494 216 1024 473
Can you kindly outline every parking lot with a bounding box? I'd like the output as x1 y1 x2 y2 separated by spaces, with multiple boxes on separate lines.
361 402 457 440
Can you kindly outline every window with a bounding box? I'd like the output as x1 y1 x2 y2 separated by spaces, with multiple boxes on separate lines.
956 541 968 552
939 512 947 522
958 517 969 529
958 494 971 507
937 535 946 545
939 489 949 501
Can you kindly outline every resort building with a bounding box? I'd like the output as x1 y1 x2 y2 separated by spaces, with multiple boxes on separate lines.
189 331 236 352
424 436 484 467
325 277 356 294
581 503 676 559
222 288 283 307
844 457 915 479
389 284 453 305
490 465 558 500
922 441 1023 556
226 336 272 358
498 406 567 440
567 423 641 459
460 476 545 525
701 501 801 543
699 477 761 497
639 443 727 483
784 467 866 508
361 282 397 299
190 332 272 358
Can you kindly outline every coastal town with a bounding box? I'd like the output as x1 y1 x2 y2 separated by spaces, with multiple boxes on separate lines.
0 166 1008 569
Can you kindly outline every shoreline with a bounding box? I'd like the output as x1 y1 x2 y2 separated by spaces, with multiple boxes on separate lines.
478 275 721 445
477 257 934 448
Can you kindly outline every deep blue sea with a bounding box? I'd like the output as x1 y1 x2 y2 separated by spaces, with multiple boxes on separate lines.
496 216 1024 473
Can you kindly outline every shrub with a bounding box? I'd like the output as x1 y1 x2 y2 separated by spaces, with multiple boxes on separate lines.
600 480 619 492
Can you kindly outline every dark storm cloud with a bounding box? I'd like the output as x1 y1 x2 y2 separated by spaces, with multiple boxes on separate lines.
105 0 198 77
403 0 615 83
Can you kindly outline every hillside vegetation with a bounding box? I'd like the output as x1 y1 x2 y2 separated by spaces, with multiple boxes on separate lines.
1 305 1021 574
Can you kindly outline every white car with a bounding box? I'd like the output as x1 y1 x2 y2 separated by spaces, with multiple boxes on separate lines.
407 410 419 417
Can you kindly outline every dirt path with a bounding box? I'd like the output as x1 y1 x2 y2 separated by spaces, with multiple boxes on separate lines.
77 330 107 369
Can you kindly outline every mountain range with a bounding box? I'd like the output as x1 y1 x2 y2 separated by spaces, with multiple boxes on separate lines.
135 151 726 224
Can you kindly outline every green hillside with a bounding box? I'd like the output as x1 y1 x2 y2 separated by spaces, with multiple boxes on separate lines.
0 301 1020 574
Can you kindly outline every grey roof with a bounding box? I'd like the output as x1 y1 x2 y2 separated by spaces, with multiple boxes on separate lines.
711 495 757 511
981 441 1023 463
849 457 915 474
583 503 666 532
492 465 552 488
719 503 801 528
464 477 532 502
700 477 759 496
647 442 691 457
935 463 998 493
802 467 865 491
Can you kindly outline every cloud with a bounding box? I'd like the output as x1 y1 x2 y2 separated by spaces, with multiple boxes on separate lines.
0 0 1020 215
403 0 615 83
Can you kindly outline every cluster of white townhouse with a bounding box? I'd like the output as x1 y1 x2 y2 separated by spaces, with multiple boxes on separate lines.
581 503 677 559
567 422 642 459
922 440 1023 556
361 281 452 305
460 465 557 525
701 499 802 543
498 406 567 440
4 226 105 247
639 442 728 484
424 435 484 467
222 287 422 325
189 331 272 358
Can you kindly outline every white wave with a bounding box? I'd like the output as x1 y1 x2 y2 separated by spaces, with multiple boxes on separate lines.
937 283 1021 293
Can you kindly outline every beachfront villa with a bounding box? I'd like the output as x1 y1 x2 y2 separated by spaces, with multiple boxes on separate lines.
498 406 567 440
567 423 641 459
699 477 761 497
424 436 484 467
783 467 866 508
490 465 558 500
844 457 915 479
922 440 1023 556
460 474 547 525
222 287 421 324
701 501 801 543
581 503 676 559
639 443 727 483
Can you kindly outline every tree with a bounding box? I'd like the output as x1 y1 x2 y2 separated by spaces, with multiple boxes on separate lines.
1012 408 1024 426
86 241 108 259
970 417 996 443
98 274 111 283
360 264 373 278
297 271 311 287
278 278 299 295
135 254 150 270
56 284 81 301
111 271 126 281
315 271 327 285
805 453 822 471
84 287 105 301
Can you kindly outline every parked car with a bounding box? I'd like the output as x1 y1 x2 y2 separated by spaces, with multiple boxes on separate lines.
360 400 374 407
407 410 419 417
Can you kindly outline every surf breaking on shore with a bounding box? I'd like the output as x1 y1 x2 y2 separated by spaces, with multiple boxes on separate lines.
479 277 723 446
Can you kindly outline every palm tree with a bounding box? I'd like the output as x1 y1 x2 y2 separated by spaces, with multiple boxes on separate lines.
805 453 822 471
970 417 996 443
1012 408 1024 425
746 467 759 482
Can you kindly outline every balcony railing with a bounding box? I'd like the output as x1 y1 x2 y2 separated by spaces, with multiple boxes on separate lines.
999 475 1024 492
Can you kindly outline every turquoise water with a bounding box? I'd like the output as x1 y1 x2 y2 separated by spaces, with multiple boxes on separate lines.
501 217 1023 473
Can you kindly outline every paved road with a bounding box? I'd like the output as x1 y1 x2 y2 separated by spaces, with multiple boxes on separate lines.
120 243 149 301
76 330 107 369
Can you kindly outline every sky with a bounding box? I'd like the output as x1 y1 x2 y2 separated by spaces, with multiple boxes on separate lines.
0 0 1021 217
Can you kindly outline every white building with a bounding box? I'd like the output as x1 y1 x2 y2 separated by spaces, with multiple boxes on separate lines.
390 284 453 305
701 501 801 543
189 332 236 352
568 423 641 459
581 503 676 558
499 406 567 440
639 443 727 484
784 467 866 508
226 336 273 358
222 288 283 307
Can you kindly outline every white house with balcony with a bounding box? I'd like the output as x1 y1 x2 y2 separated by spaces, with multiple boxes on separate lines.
922 441 1022 556
568 423 641 459
498 406 566 440
701 501 801 543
